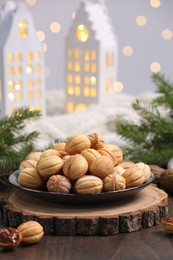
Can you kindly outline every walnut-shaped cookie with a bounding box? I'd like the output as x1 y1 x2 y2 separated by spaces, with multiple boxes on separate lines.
65 134 91 155
135 162 151 182
26 151 42 162
37 155 64 178
103 172 126 191
63 154 88 180
19 159 37 172
118 161 135 170
18 168 44 189
87 132 105 149
52 142 67 157
75 175 103 194
89 156 114 179
81 148 101 167
40 149 61 158
102 144 123 164
114 165 126 176
98 147 117 165
123 165 145 188
47 175 71 193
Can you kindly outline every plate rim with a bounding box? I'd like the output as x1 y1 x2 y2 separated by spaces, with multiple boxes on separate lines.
9 170 155 198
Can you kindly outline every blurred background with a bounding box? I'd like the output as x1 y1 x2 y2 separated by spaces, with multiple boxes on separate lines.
0 0 173 96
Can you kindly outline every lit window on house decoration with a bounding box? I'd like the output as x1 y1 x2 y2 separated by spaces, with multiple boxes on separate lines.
16 66 22 75
67 48 73 57
67 102 74 112
111 52 115 66
8 92 15 101
27 52 33 61
104 79 109 94
84 87 89 96
36 104 42 111
74 62 80 72
26 65 32 74
84 63 90 72
91 63 96 73
36 91 42 98
7 53 13 62
75 75 81 84
67 74 73 83
74 49 80 59
68 86 74 95
8 67 14 76
35 64 41 73
84 76 89 85
91 51 96 60
36 78 41 86
84 51 90 61
28 105 34 111
67 61 73 70
76 24 89 42
28 91 34 99
75 86 80 96
28 79 34 88
16 52 22 62
18 19 28 38
90 76 96 86
8 80 14 90
105 52 109 68
15 81 22 90
91 88 96 97
17 92 23 101
75 103 87 112
35 52 41 61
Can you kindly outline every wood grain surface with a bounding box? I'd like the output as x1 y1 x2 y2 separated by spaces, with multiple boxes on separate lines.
1 185 173 260
1 185 168 235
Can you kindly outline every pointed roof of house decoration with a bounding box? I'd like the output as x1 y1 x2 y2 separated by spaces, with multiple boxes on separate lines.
80 0 117 47
0 1 38 49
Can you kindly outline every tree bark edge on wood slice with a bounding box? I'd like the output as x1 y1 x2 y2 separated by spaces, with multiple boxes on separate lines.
0 185 168 236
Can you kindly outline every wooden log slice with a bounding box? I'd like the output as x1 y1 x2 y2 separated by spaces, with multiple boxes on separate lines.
1 185 168 236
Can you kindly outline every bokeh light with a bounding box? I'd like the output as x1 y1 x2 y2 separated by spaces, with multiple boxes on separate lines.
36 31 45 42
114 81 124 92
122 45 134 56
150 0 161 8
26 0 37 6
136 15 147 26
150 62 161 73
50 22 61 33
162 29 173 40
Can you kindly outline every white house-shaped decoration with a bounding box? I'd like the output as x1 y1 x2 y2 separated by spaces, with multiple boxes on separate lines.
65 0 118 112
0 1 46 118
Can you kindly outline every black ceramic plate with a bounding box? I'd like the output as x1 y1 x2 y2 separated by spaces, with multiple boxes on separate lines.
9 171 155 205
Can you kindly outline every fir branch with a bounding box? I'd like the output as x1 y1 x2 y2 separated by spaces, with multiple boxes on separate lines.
0 108 41 184
116 73 173 167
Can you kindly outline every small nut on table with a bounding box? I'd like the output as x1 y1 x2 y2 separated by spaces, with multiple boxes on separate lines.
161 217 173 233
0 227 22 249
17 221 44 245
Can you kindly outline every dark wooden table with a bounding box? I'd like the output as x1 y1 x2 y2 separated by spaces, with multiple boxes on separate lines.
1 185 173 260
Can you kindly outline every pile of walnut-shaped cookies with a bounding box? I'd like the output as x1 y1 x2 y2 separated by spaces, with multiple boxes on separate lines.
18 133 152 195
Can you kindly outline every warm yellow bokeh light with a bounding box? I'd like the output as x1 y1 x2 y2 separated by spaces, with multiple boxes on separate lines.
26 0 37 6
122 45 134 56
50 22 61 33
8 92 15 101
136 15 147 26
26 65 32 74
162 29 173 40
76 24 89 42
36 31 45 42
150 0 161 8
150 62 161 73
113 81 124 92
42 43 48 53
